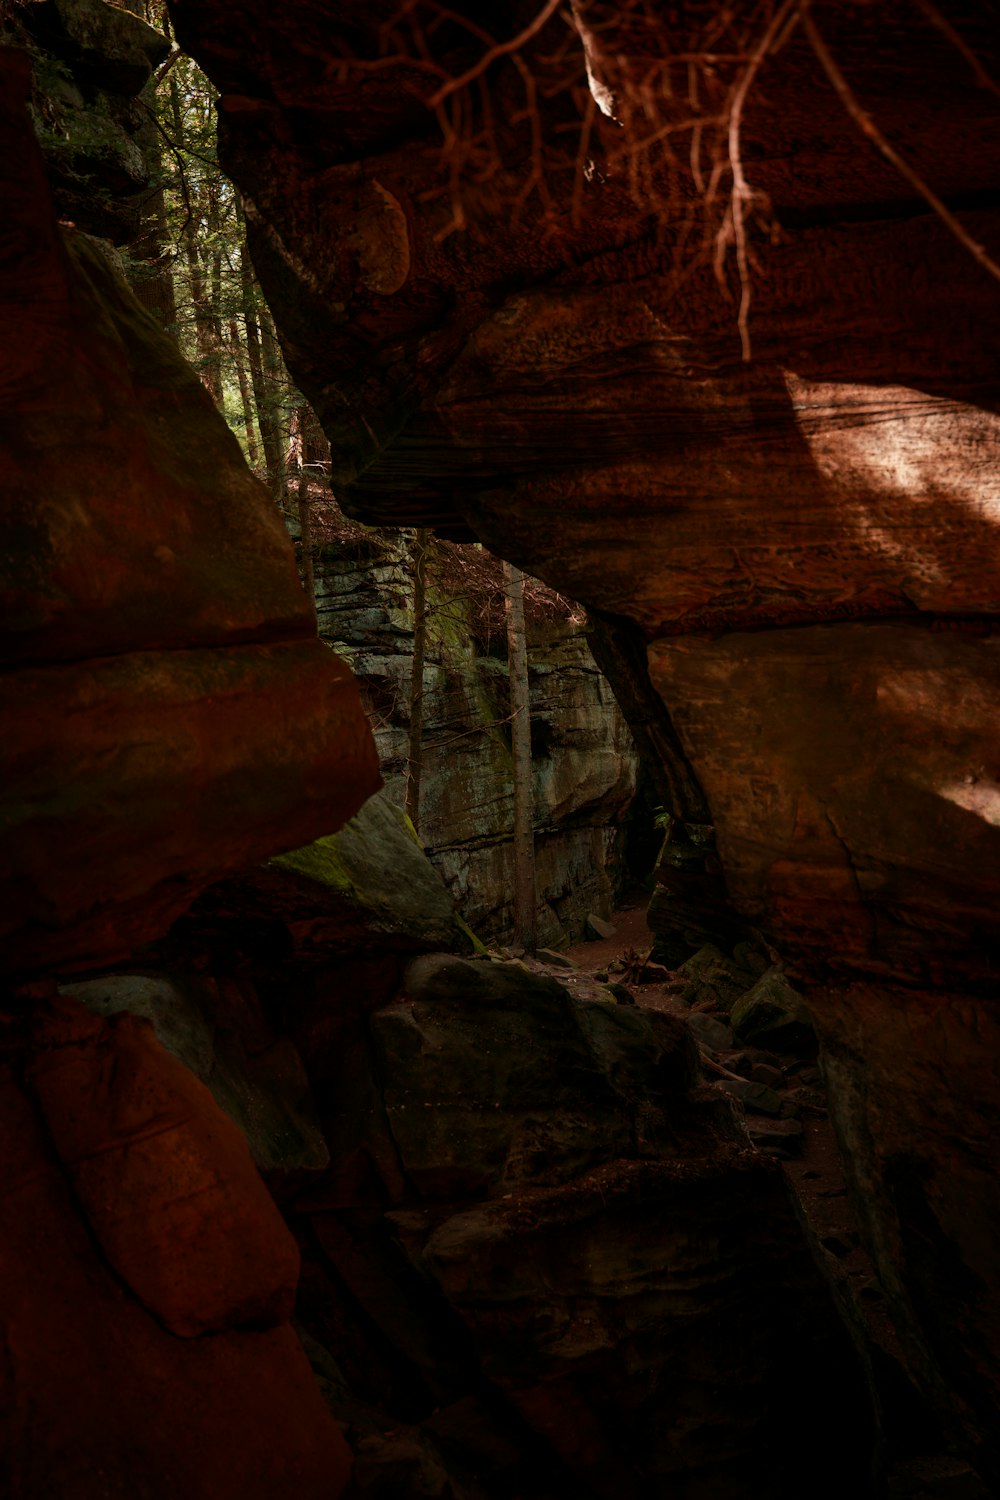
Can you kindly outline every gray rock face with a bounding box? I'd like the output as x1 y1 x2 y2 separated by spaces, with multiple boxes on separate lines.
314 535 639 947
373 953 701 1199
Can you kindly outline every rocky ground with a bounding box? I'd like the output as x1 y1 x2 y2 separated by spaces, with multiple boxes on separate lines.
545 904 990 1500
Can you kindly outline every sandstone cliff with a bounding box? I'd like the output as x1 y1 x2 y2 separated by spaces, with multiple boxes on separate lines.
165 0 1000 1482
313 525 639 946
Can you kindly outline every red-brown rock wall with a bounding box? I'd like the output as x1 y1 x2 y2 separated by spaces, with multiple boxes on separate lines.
0 1038 353 1500
162 1 1000 1481
1 40 381 1497
0 46 381 980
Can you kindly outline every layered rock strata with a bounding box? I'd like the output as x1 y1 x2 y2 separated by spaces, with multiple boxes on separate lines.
1 47 377 1498
314 530 638 945
0 49 380 979
165 0 1000 1479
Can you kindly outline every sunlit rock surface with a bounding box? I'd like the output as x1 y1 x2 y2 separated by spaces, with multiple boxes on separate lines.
167 0 1000 1477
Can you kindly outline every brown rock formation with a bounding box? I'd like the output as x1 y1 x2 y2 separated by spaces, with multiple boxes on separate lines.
297 952 872 1498
30 996 301 1338
165 0 1000 1479
0 1054 353 1500
0 45 381 979
1 40 380 1498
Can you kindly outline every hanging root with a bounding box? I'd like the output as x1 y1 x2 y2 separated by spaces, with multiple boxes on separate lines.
800 1 1000 289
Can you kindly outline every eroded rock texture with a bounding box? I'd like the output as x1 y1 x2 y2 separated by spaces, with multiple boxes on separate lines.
0 1016 353 1500
292 952 871 1499
166 0 1000 1477
1 42 379 1498
0 46 380 979
314 530 638 944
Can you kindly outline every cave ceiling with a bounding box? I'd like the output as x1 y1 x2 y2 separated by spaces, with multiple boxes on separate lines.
167 0 1000 623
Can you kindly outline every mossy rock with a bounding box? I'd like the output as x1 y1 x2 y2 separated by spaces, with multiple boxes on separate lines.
730 969 815 1055
270 789 468 953
678 944 757 1012
26 0 170 97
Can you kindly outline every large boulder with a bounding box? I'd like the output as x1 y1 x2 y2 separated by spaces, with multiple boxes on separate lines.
374 953 702 1199
164 789 468 969
60 972 330 1174
307 952 875 1499
29 995 301 1338
0 1056 353 1500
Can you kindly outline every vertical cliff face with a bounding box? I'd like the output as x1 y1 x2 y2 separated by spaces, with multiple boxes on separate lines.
0 36 377 1498
165 0 1000 1479
0 45 380 980
313 526 639 946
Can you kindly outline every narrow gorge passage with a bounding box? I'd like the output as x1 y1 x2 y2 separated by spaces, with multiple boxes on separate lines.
2 2 999 1498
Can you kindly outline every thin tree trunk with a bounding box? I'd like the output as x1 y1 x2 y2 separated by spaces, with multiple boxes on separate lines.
405 529 430 834
169 73 221 404
127 93 176 332
504 560 536 953
206 186 224 399
228 318 259 463
261 301 289 500
239 232 287 504
294 404 315 609
239 231 285 502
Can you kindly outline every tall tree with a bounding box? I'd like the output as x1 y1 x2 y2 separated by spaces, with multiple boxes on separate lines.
405 529 430 833
167 70 223 404
239 223 286 500
228 313 259 463
291 400 315 607
504 560 536 953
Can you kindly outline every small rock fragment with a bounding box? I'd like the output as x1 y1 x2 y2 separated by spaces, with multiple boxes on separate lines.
750 1062 785 1089
608 982 636 1006
537 948 578 969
